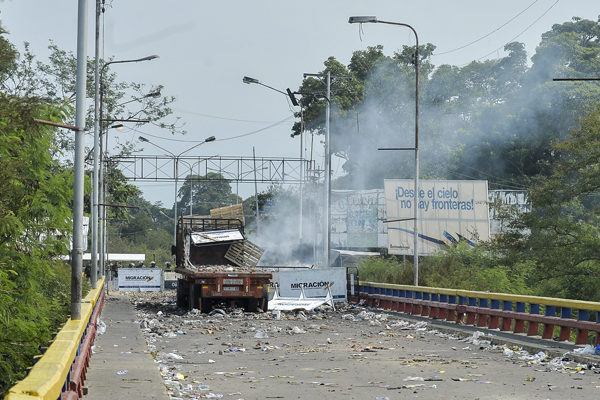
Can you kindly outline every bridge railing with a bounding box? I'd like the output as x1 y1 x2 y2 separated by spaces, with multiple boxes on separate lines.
357 281 600 345
5 279 105 400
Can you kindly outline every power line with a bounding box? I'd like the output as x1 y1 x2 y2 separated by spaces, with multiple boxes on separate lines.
436 0 541 56
212 116 295 141
175 108 288 123
127 115 295 143
472 0 561 63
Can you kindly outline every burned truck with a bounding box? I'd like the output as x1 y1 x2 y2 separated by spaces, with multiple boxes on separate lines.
174 204 271 313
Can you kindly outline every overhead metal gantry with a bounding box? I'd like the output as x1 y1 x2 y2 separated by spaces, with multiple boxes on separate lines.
108 154 323 183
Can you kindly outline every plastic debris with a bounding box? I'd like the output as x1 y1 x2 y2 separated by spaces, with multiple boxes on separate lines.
97 319 107 335
116 369 127 375
173 373 185 380
289 326 306 334
254 330 268 339
403 376 425 381
573 344 600 355
166 352 183 360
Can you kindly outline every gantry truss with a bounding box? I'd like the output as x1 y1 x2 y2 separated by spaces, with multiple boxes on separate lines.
108 155 323 184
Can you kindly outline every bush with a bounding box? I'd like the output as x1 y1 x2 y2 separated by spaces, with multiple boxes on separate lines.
0 259 75 396
358 243 532 294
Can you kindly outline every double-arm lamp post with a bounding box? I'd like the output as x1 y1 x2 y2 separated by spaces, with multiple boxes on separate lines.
348 16 420 285
94 54 158 282
138 136 216 244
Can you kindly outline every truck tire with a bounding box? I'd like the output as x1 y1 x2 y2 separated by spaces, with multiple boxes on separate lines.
199 297 212 314
176 280 188 309
245 298 259 312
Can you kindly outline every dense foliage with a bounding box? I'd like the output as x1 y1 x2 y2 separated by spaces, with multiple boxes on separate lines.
0 80 73 393
0 22 179 394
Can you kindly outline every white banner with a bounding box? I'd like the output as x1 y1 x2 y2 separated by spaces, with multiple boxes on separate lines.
118 268 163 292
384 179 489 255
278 267 347 301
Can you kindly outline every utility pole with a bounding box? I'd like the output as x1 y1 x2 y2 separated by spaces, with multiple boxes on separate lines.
91 0 101 287
302 72 351 268
72 0 88 320
325 71 331 268
253 147 260 236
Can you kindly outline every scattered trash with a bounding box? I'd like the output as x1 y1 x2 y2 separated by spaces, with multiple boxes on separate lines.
166 352 183 360
173 373 185 380
97 319 106 335
289 326 306 334
503 348 514 357
124 291 600 399
403 376 425 381
116 370 127 375
209 308 227 317
254 330 268 339
573 344 600 355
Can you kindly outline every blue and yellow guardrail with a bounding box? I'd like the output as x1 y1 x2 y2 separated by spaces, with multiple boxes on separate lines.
357 281 600 345
5 279 105 400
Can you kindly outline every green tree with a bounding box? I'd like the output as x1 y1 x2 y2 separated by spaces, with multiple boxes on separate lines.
0 91 73 395
496 107 600 300
176 172 241 216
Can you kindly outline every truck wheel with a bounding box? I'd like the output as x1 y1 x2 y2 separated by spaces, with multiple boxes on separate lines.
200 298 212 314
176 280 188 309
245 298 259 312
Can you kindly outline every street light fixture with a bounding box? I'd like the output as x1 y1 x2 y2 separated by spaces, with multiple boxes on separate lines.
94 54 159 281
348 16 421 286
243 76 299 105
138 135 216 244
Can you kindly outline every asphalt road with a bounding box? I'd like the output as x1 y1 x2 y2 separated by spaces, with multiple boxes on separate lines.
126 292 600 400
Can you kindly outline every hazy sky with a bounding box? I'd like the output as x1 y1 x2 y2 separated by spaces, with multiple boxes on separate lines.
1 0 598 205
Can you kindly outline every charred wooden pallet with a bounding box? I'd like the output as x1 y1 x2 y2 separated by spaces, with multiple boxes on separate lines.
225 240 264 268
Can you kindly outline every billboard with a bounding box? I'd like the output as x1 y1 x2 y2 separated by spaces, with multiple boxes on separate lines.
118 268 163 292
384 179 489 255
330 189 387 248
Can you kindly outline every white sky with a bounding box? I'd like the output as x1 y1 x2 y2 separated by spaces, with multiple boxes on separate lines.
1 0 598 205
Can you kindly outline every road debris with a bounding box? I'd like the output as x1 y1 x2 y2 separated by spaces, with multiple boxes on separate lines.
125 291 600 399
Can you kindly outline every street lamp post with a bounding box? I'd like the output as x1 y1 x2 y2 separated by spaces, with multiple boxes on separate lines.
302 72 351 268
138 135 216 244
243 76 302 240
96 54 158 279
72 0 88 320
348 16 420 285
